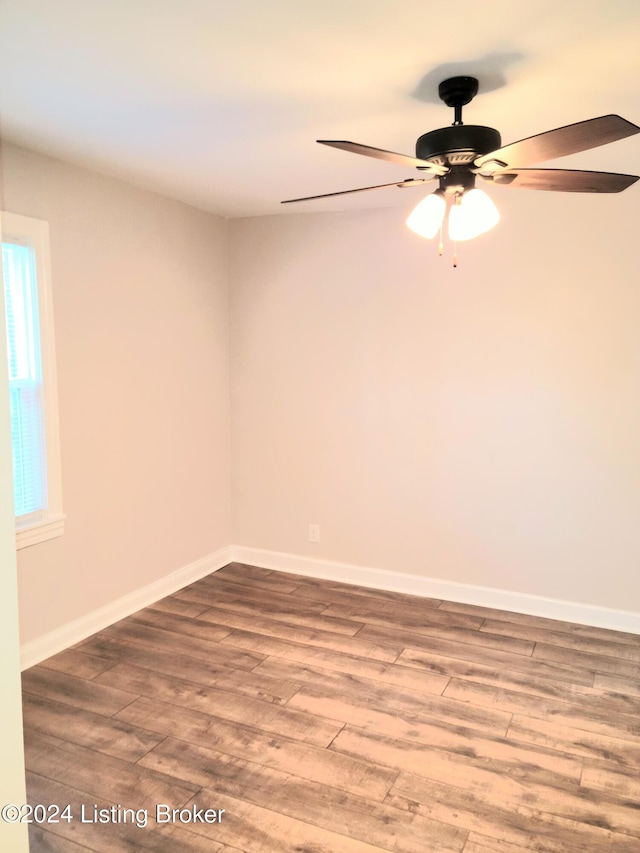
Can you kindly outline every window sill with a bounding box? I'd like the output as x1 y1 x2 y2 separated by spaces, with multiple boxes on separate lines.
16 515 66 550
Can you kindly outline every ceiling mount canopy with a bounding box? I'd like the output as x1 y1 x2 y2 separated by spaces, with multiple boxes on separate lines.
282 73 640 261
437 75 478 120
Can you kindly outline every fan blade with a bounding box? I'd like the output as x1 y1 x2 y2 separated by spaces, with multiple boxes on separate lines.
485 168 639 193
475 115 640 170
318 140 447 175
281 178 433 204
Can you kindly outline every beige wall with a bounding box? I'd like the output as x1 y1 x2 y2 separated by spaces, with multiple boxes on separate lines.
4 140 640 652
2 144 231 644
229 187 640 612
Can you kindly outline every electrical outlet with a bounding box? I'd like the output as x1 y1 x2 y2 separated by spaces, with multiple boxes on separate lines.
308 524 320 543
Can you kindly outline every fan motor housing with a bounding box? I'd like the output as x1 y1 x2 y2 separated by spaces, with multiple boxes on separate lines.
416 125 502 167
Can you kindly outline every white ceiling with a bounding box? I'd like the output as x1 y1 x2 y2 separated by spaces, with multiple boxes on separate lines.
1 0 639 218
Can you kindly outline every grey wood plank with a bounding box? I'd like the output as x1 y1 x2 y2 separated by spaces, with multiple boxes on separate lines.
181 788 397 853
124 693 393 801
216 562 275 579
75 634 299 704
125 606 233 643
203 613 402 662
28 825 94 853
219 625 402 664
97 662 343 747
80 619 265 671
481 618 640 662
438 600 640 647
22 666 137 716
176 586 360 634
532 642 640 679
461 834 640 853
139 739 468 853
141 729 396 802
391 767 640 838
122 698 397 800
115 696 231 741
196 566 302 594
289 576 443 607
443 677 640 742
26 771 222 853
216 564 440 608
197 601 364 638
321 599 485 631
461 837 546 853
507 714 640 766
387 647 634 712
149 595 212 618
252 655 449 699
287 683 512 739
397 638 596 686
593 672 640 696
24 728 198 809
463 828 640 853
139 601 378 665
357 621 536 657
331 722 582 785
38 649 116 680
22 694 163 763
384 774 622 853
182 577 329 614
581 764 640 800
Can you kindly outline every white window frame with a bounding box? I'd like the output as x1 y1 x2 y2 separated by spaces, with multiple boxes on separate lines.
1 210 65 549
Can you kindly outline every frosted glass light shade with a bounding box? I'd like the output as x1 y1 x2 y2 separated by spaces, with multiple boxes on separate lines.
448 189 500 241
406 192 446 239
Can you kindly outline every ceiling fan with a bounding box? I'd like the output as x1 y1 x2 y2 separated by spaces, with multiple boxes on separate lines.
282 76 639 257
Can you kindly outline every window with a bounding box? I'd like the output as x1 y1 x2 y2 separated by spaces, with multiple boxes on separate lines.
1 211 64 548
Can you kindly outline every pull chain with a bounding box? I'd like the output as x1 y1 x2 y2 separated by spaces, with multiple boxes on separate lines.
453 241 458 268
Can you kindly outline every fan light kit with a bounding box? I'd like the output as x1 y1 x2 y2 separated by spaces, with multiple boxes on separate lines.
282 75 639 265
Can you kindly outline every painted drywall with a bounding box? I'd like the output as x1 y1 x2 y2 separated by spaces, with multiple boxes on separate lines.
2 144 232 645
229 186 640 613
5 138 640 655
0 147 29 852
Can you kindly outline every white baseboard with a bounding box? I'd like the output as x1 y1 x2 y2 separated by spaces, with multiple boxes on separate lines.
21 542 640 669
233 545 640 635
20 546 233 670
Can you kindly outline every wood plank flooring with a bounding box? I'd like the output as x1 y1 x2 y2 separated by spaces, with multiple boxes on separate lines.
21 563 640 852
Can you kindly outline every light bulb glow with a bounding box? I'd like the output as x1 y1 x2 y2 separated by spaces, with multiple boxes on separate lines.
406 192 446 239
448 189 500 241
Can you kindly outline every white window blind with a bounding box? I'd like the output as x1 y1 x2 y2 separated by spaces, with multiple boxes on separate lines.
3 240 47 521
1 210 64 548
